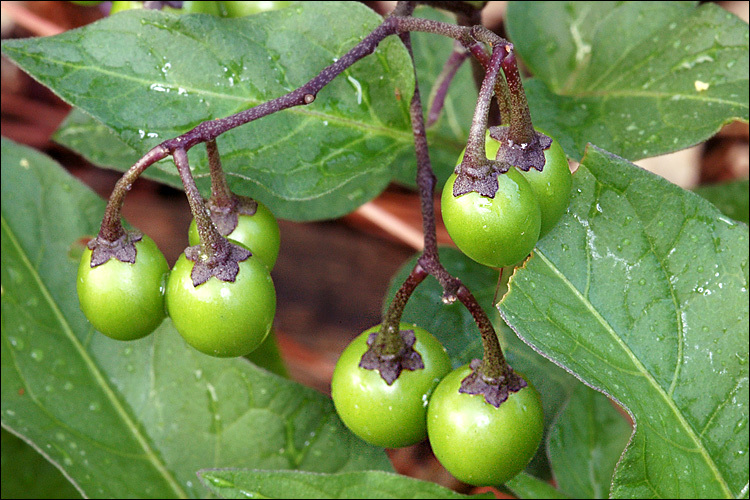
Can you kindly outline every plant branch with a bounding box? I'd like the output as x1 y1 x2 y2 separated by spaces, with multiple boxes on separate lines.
151 15 507 156
372 263 429 357
173 148 223 257
204 140 257 235
426 41 470 127
102 14 510 226
206 139 233 209
173 148 251 286
456 285 506 379
452 44 512 198
97 145 168 242
501 50 535 144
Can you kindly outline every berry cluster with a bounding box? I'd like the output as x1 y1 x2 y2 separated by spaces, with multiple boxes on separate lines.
331 126 570 485
442 129 572 269
70 2 570 487
331 323 544 487
76 200 280 358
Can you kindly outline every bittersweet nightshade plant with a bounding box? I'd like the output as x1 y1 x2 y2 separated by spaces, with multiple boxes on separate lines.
1 1 747 498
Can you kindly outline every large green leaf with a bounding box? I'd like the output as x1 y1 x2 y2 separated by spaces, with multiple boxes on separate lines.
695 179 750 225
507 1 749 161
505 383 633 500
197 469 495 499
0 428 82 499
2 3 418 221
0 137 391 499
53 108 145 170
547 384 632 499
499 145 749 498
505 473 569 499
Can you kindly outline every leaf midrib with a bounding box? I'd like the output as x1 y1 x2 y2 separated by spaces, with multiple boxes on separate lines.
1 43 423 146
543 82 749 109
526 249 732 498
0 216 188 499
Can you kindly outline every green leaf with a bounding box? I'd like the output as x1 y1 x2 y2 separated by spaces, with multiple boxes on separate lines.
547 384 632 499
1 428 82 499
695 179 750 225
52 108 145 171
197 469 495 499
507 1 749 161
499 145 749 498
0 137 391 499
2 3 418 221
505 473 569 499
244 328 289 378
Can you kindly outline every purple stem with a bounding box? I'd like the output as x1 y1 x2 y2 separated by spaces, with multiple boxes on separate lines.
427 41 470 127
459 44 508 177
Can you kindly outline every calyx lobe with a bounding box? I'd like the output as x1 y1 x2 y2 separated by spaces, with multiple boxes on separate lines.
359 329 425 385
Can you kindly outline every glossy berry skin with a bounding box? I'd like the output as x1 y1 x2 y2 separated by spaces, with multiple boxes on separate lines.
109 1 149 14
441 168 541 268
188 202 280 270
166 252 276 357
76 235 169 341
220 1 292 17
182 1 224 15
331 323 452 448
427 365 544 486
109 1 183 14
482 130 571 237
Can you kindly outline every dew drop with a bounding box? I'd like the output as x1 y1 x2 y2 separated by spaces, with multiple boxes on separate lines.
9 337 25 351
208 476 234 488
735 418 748 432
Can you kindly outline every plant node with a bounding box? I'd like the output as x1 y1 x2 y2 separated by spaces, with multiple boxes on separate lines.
88 230 143 267
459 359 527 407
490 125 552 172
205 195 259 236
185 237 251 286
359 328 425 385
